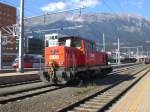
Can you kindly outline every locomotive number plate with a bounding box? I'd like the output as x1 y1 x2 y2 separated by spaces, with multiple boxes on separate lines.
49 55 59 59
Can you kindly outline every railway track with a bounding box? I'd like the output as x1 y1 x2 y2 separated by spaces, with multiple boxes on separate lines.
57 65 150 112
111 64 141 74
0 64 140 91
0 83 65 104
0 64 144 105
0 79 41 88
0 64 140 88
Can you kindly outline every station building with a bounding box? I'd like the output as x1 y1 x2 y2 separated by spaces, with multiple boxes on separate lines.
0 2 17 66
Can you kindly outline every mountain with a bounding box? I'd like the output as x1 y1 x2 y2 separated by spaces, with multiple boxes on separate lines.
25 12 150 51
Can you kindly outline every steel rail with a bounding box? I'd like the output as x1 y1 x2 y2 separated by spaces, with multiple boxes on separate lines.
57 65 150 112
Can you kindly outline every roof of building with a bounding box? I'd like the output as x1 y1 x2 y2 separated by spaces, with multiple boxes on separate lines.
0 2 16 10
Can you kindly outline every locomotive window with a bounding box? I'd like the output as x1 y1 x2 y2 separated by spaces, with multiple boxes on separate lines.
91 42 95 52
58 37 81 48
45 40 49 47
58 38 66 46
72 39 81 48
55 36 57 39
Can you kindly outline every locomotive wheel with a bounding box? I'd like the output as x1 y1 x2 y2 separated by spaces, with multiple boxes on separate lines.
66 72 80 86
39 71 51 84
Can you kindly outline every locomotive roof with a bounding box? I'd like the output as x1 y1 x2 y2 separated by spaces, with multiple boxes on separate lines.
59 36 94 43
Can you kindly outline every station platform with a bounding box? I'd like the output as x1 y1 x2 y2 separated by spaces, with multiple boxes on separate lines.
0 71 40 85
109 71 150 112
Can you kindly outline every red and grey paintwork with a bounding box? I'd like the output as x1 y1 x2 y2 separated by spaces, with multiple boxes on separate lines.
40 36 112 84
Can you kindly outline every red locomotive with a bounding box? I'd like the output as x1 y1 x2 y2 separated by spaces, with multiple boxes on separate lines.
39 34 112 84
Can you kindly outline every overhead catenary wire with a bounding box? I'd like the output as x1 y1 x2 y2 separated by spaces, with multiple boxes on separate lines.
24 6 87 33
1 0 87 24
101 0 140 43
25 25 84 34
98 0 120 50
101 0 122 62
24 6 87 20
102 0 145 58
0 0 88 37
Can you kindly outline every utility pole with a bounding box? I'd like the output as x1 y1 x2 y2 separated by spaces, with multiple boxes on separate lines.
18 0 24 72
0 31 2 70
128 48 131 58
146 51 149 57
102 33 105 52
117 38 120 65
116 49 118 64
136 47 139 62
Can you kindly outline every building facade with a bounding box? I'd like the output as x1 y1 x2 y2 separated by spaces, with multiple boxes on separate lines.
25 37 44 55
0 2 16 66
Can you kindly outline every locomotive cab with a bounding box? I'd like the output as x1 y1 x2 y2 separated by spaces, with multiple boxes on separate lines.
45 34 82 48
41 35 84 84
45 36 83 67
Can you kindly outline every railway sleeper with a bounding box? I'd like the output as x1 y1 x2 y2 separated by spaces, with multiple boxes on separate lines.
85 101 105 105
80 104 104 108
74 107 98 112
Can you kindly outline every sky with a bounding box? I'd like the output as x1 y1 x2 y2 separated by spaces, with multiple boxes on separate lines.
0 0 150 18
